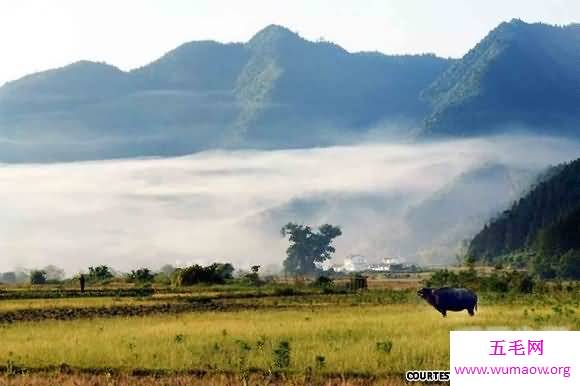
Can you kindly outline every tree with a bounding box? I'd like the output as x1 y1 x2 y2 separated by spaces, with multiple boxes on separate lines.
30 270 47 285
174 263 234 286
557 250 580 280
128 268 155 283
88 265 114 281
280 223 342 275
245 265 262 286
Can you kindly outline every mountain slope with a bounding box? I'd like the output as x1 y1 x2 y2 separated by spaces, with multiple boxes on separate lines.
232 26 449 146
422 20 580 137
467 158 580 262
0 25 450 161
406 162 535 261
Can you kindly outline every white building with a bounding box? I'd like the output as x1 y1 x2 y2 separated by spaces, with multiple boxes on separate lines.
341 255 370 272
369 257 405 272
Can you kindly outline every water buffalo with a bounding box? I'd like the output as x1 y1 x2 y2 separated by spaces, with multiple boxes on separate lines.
417 287 478 317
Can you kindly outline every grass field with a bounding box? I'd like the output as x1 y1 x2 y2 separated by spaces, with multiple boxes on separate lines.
0 284 578 385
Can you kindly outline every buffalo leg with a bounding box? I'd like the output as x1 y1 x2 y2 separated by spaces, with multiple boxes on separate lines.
439 308 447 317
468 308 475 316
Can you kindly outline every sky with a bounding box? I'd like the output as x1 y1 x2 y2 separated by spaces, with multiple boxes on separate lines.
0 0 578 86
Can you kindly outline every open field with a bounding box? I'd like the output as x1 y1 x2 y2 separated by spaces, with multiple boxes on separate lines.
0 373 418 386
0 284 578 385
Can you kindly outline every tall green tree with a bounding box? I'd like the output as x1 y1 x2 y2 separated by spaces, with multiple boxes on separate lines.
280 223 342 275
30 270 47 285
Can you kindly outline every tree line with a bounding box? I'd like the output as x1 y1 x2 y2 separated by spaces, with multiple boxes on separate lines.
467 158 580 279
0 222 344 286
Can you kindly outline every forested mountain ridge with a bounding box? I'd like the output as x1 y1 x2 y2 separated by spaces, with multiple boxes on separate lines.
0 21 578 162
422 20 580 137
467 158 580 277
0 25 450 161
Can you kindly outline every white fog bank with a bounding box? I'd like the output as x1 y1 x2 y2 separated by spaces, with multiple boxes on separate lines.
0 135 578 274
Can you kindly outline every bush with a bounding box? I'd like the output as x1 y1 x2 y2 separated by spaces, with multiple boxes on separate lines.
273 287 297 296
312 275 334 288
153 272 171 285
376 340 393 354
243 272 263 286
88 265 114 282
174 263 234 286
272 341 291 369
426 268 536 293
127 268 154 283
30 270 47 285
557 250 580 280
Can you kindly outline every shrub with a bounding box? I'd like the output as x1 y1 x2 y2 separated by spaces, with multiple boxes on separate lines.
273 287 297 296
88 265 114 282
243 272 263 286
426 268 536 293
312 275 334 288
153 272 171 285
315 355 326 369
30 270 47 285
272 341 291 369
128 268 155 283
174 263 234 286
557 250 580 280
376 340 393 354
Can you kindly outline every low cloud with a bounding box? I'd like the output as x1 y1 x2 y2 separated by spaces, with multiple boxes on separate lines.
0 134 578 274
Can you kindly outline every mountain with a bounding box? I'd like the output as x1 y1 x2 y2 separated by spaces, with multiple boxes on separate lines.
2 21 577 162
467 158 580 276
406 162 536 262
0 25 450 162
422 20 580 137
232 26 449 146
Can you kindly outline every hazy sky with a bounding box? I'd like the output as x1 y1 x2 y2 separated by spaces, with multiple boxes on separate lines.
0 0 578 86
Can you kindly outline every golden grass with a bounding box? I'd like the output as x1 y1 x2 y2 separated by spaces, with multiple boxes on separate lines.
1 302 577 377
0 373 432 386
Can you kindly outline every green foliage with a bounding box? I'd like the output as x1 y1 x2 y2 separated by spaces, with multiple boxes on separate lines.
468 158 580 278
312 275 334 288
272 341 291 369
29 270 47 285
426 268 536 293
315 355 326 369
376 340 393 354
242 272 262 287
273 287 298 296
280 223 342 275
153 272 171 285
0 25 449 162
174 263 234 286
88 266 114 282
127 268 155 283
424 20 580 136
557 250 580 280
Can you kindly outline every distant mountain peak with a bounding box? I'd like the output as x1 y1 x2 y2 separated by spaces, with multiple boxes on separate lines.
422 20 580 137
247 24 303 50
252 24 298 38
